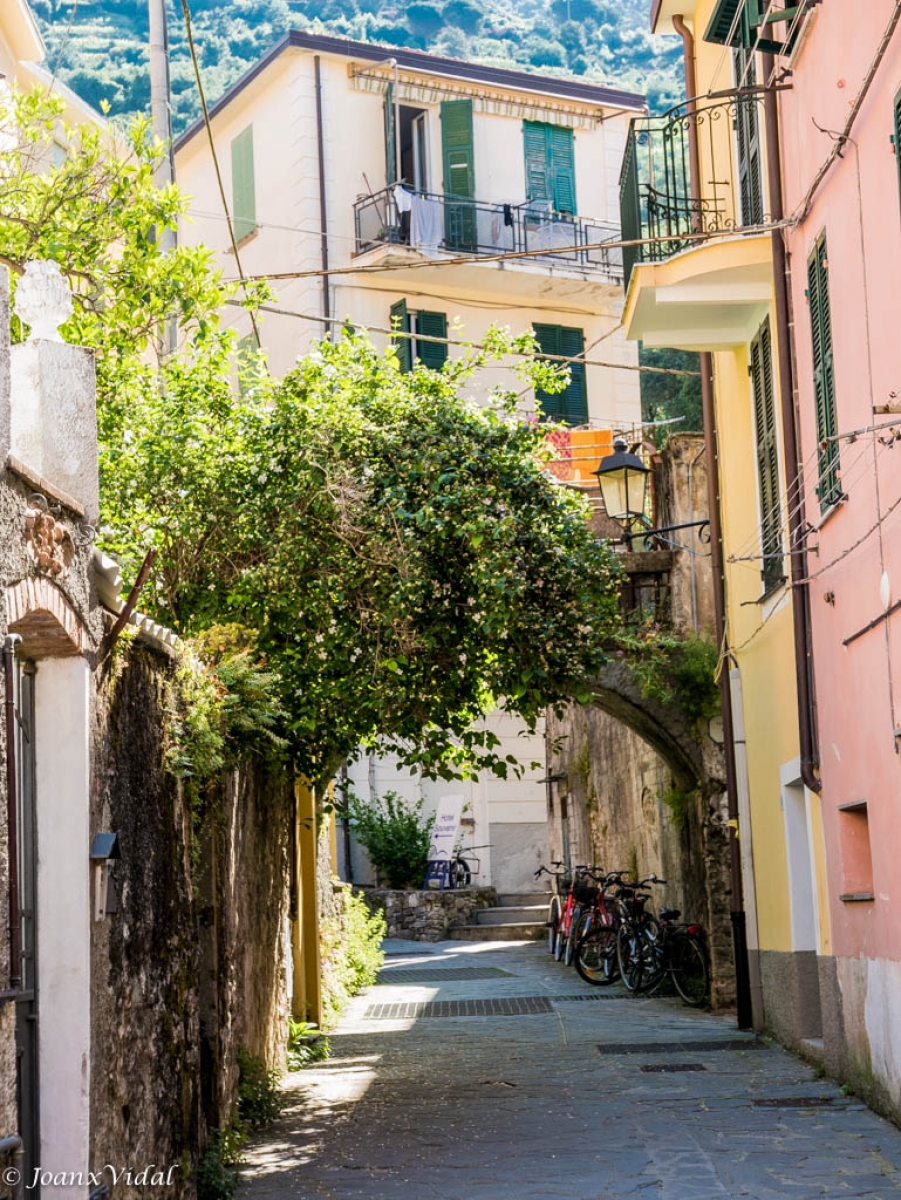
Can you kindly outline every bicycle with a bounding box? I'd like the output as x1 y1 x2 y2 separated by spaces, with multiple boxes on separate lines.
535 862 567 956
447 843 492 889
613 877 663 993
573 870 632 986
615 885 710 1006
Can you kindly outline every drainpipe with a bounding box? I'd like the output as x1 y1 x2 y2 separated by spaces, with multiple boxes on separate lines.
762 54 822 796
314 56 332 325
2 636 22 994
673 15 753 1029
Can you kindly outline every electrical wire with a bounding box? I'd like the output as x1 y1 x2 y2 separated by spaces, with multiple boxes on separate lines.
222 221 791 287
178 0 261 346
227 300 701 378
46 0 80 94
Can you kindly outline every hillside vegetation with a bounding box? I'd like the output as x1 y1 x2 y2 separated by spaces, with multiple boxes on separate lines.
32 0 683 134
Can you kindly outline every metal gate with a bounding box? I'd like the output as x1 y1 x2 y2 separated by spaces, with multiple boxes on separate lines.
10 654 38 1195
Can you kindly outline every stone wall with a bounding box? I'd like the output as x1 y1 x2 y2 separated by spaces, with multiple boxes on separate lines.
360 887 497 942
89 640 292 1196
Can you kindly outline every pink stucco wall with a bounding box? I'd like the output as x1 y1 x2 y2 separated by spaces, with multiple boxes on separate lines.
778 2 901 967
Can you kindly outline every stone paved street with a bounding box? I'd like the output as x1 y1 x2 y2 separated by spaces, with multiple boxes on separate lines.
239 940 901 1199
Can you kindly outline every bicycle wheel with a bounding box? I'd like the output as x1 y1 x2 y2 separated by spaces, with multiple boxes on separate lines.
670 933 710 1007
616 922 645 992
554 926 566 961
547 897 561 954
564 905 583 967
575 926 619 986
635 919 666 995
448 858 471 889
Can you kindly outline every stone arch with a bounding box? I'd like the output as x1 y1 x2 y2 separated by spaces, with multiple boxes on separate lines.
588 658 721 796
4 577 86 657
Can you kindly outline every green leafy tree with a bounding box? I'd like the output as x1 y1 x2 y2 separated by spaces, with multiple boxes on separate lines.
348 791 436 888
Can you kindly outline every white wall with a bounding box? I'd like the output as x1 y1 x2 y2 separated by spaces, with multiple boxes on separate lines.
35 656 91 1194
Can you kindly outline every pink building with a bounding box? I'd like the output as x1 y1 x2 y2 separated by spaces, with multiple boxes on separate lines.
776 0 901 1112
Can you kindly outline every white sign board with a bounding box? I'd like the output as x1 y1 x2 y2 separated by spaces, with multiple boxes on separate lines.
429 794 465 860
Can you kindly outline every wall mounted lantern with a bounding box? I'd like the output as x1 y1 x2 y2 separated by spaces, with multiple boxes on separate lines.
90 832 120 921
593 437 651 529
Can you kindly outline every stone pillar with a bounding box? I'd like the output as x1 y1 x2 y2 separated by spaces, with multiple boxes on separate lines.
8 261 99 522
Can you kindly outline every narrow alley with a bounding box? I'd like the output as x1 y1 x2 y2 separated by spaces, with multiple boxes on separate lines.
238 940 901 1200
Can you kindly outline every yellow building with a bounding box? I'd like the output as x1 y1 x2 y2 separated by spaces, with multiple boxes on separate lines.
621 0 830 1044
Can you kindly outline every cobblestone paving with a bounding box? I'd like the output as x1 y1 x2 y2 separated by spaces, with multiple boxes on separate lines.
239 940 901 1199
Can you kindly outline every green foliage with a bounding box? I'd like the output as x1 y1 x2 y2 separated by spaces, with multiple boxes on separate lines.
196 1126 244 1200
236 1045 282 1130
319 884 387 1028
348 791 436 888
33 0 686 136
165 631 289 806
287 1020 331 1071
107 321 624 786
660 784 696 824
639 343 704 444
617 627 720 730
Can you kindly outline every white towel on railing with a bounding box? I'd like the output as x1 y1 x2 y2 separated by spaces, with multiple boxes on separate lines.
393 185 413 214
410 195 443 252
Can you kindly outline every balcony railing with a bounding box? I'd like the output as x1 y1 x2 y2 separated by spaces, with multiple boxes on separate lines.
354 187 623 280
619 92 769 287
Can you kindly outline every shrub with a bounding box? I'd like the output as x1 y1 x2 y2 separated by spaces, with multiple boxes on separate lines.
196 1126 244 1200
348 791 435 888
319 885 387 1029
287 1019 331 1071
236 1045 282 1129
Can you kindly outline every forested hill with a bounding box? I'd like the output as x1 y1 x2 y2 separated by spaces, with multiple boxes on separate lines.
32 0 683 134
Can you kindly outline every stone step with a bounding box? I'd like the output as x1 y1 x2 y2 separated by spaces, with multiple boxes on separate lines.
496 892 553 908
448 922 547 942
476 905 549 926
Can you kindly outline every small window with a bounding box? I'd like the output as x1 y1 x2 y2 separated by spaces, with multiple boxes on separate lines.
390 300 448 372
807 234 840 509
838 801 874 902
533 324 587 425
231 125 256 243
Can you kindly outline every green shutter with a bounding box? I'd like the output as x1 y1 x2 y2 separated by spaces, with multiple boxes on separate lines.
390 299 411 373
524 121 550 204
750 319 782 590
441 100 475 249
534 324 587 425
384 82 397 187
231 125 256 242
524 122 576 215
415 311 448 371
549 125 576 215
807 234 839 508
733 50 763 226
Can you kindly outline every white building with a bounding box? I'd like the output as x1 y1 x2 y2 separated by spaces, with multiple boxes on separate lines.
175 33 646 893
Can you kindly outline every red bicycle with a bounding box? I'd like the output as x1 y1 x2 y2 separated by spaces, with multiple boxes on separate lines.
536 863 600 965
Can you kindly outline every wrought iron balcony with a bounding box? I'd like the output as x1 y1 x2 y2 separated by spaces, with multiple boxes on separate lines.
619 92 769 287
353 186 623 280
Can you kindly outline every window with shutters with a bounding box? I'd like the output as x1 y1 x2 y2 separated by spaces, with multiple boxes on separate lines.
533 324 587 424
390 300 448 372
523 122 576 216
894 88 901 209
750 319 783 591
231 125 256 243
807 234 840 510
733 49 764 227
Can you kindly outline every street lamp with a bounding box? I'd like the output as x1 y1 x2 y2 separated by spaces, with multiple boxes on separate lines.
594 436 710 549
593 437 650 529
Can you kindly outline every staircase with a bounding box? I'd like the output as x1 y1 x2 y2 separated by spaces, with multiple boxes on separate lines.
448 892 551 942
